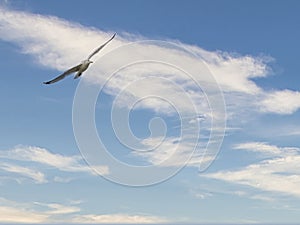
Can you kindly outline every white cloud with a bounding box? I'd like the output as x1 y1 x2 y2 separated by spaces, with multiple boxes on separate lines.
234 142 281 154
0 163 47 184
132 136 213 168
259 90 300 114
0 206 48 223
188 46 270 94
189 189 213 200
0 145 80 169
0 145 109 183
233 142 299 156
0 198 49 223
0 198 166 224
204 142 300 197
34 202 80 215
71 213 166 224
53 176 74 183
0 6 121 71
281 127 300 136
250 194 276 202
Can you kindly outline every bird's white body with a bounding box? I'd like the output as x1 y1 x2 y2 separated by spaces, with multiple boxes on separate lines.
80 60 92 71
74 60 93 79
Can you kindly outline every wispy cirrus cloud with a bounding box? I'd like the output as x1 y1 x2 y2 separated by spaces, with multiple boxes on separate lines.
203 142 300 197
233 142 299 156
234 142 281 153
187 45 271 94
132 136 213 168
71 213 167 224
0 163 47 184
34 202 81 215
0 145 90 173
0 145 109 183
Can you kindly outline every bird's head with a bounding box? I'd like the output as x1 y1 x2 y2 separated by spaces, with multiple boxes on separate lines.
83 59 93 65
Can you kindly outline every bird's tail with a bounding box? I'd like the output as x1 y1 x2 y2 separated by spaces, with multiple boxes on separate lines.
74 72 82 79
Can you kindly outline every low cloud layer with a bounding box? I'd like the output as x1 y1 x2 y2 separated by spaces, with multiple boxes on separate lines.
203 142 300 197
0 198 165 224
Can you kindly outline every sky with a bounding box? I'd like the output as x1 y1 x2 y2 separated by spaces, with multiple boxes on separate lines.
1 0 300 224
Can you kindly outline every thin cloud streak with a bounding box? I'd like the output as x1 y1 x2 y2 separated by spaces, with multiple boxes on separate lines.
0 163 47 184
0 197 166 224
203 142 300 197
133 136 213 167
0 145 109 183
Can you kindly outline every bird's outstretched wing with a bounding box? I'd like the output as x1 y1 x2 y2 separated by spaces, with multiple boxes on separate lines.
87 33 116 60
43 64 82 84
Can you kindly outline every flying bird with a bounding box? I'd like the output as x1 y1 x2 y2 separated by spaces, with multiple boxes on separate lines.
43 33 116 84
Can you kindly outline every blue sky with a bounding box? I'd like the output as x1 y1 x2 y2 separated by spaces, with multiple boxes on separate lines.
1 0 300 224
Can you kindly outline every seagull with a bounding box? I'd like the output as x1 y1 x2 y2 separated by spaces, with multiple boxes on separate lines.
43 33 116 84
